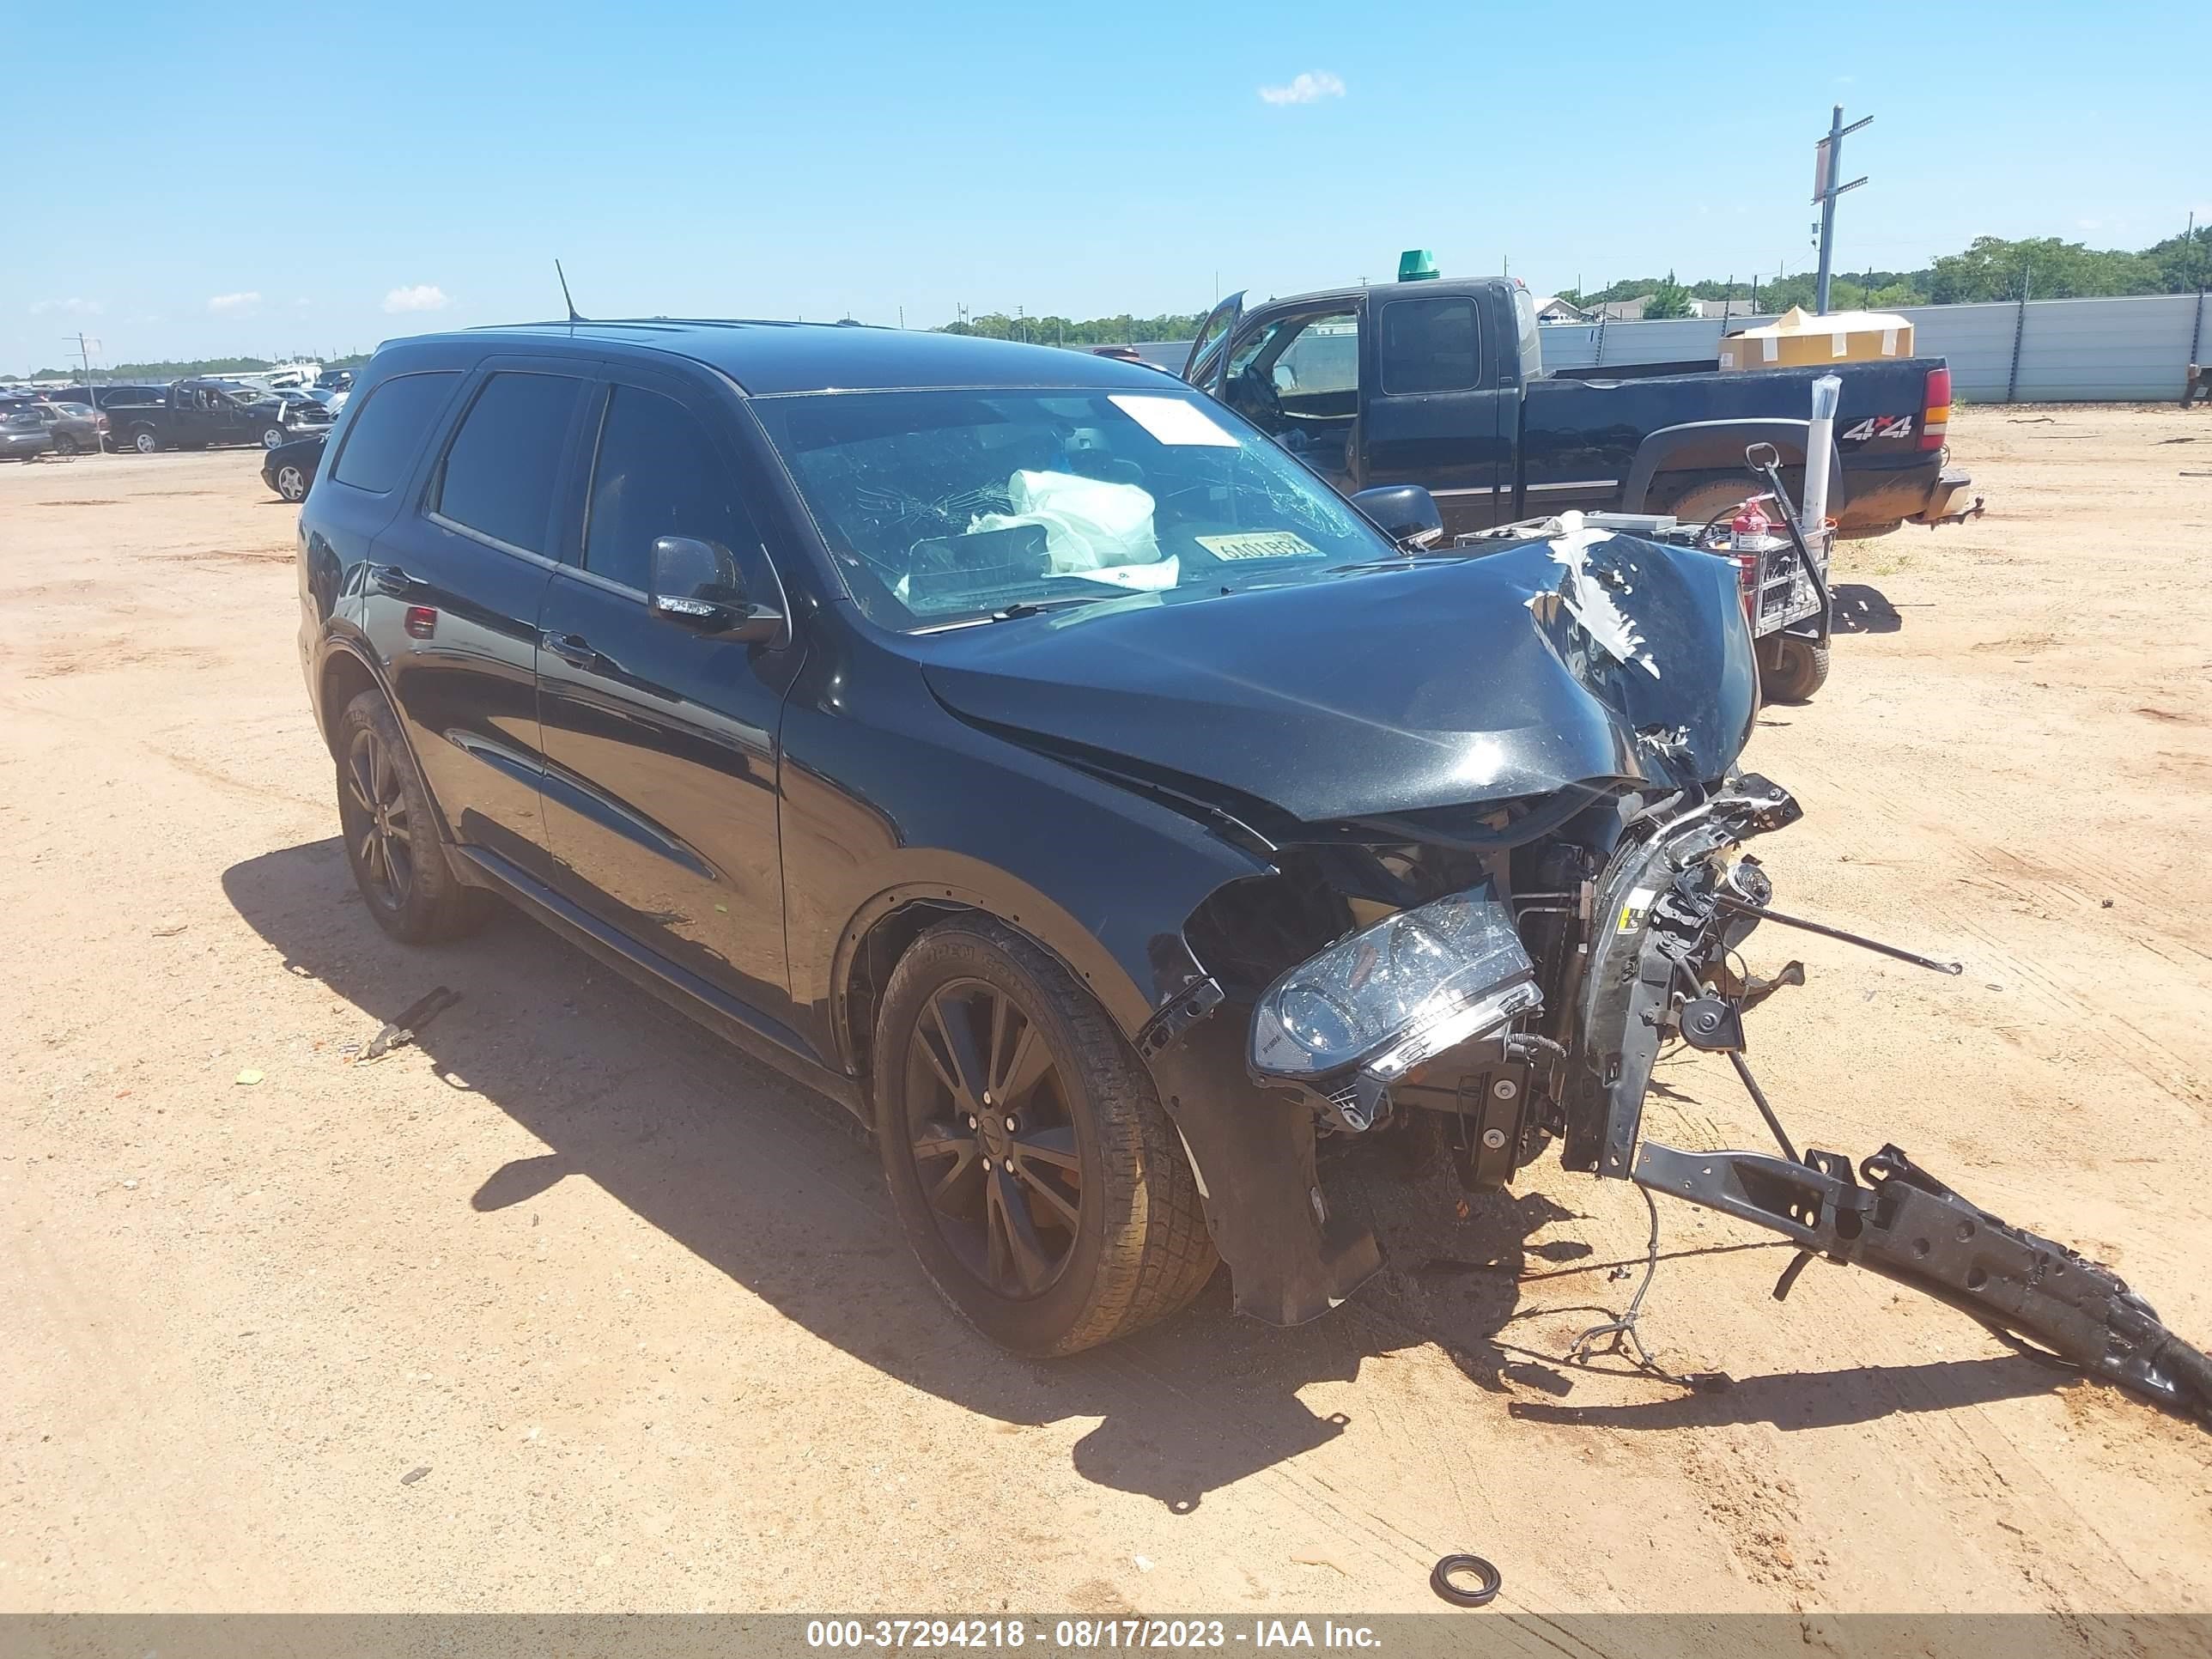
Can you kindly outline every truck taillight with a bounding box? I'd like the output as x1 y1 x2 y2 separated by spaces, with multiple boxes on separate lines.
1920 367 1950 452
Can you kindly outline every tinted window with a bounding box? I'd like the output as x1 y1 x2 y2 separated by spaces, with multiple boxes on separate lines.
583 386 753 592
433 372 582 551
330 371 458 493
1378 296 1480 395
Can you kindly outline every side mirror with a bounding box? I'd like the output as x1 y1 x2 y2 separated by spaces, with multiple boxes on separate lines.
649 536 786 644
1349 483 1444 549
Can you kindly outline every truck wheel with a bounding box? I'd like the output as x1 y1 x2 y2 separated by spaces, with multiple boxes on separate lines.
130 427 159 454
873 916 1217 1357
335 690 492 945
1664 478 1761 530
1758 633 1830 703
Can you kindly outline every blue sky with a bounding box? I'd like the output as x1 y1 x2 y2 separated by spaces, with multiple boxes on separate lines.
9 0 2208 373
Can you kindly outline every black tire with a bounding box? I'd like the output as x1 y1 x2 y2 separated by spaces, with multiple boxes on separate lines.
873 917 1216 1356
334 690 491 945
129 426 159 454
273 461 308 503
261 426 287 449
52 432 79 455
1664 477 1764 530
1758 632 1831 703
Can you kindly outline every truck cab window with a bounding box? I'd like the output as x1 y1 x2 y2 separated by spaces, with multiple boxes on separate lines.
1221 309 1359 489
1379 296 1480 395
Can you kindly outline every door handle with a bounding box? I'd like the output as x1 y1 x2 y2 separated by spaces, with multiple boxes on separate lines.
369 563 421 597
543 631 597 669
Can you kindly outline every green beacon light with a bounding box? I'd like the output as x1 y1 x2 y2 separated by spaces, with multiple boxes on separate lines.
1398 249 1440 283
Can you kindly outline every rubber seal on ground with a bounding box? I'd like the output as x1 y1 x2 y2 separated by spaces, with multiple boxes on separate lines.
1431 1553 1501 1607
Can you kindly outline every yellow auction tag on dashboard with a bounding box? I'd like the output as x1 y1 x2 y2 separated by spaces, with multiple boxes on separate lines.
1196 531 1322 561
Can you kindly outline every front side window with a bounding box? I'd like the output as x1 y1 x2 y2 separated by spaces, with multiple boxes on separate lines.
1378 295 1480 395
754 386 1397 630
433 372 583 553
583 386 756 593
330 370 459 494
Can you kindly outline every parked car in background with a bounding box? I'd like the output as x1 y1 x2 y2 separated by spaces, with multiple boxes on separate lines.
12 400 104 455
106 379 331 453
49 385 169 412
1 408 54 462
263 432 325 501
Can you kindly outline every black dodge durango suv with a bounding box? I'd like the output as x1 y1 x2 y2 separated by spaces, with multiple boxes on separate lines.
291 315 1780 1352
292 318 2212 1420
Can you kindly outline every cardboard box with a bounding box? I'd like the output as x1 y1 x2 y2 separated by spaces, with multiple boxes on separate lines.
1718 307 1915 370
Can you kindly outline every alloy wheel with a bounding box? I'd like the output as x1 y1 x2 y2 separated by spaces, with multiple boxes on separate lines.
263 427 286 448
276 464 306 501
343 726 415 910
904 981 1084 1300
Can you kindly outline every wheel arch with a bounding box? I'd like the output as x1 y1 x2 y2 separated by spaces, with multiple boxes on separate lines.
830 864 1177 1085
315 638 384 758
1622 416 1842 514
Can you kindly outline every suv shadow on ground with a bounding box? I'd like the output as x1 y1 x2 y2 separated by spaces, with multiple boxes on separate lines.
222 836 2069 1510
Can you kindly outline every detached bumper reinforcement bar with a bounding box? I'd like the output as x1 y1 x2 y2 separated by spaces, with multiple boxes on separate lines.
1634 1139 2212 1424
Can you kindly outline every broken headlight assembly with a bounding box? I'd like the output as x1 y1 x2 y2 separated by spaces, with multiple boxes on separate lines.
1249 882 1540 1130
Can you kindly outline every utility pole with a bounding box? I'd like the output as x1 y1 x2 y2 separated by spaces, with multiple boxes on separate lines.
1811 104 1871 314
66 333 106 458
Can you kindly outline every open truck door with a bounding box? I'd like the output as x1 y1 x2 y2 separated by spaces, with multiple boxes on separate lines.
1182 291 1244 392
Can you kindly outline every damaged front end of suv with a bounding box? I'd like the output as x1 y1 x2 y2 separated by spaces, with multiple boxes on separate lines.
1087 526 2211 1426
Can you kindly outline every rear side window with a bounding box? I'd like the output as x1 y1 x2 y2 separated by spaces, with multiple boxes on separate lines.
331 371 458 493
1378 295 1480 395
583 386 756 593
433 372 583 554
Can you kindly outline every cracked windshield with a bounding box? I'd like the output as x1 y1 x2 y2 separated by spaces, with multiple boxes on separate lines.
754 387 1394 629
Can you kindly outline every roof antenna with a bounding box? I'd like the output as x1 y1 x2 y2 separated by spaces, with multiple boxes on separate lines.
555 259 585 325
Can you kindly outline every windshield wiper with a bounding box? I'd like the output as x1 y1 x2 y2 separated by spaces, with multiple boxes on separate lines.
989 595 1116 621
1327 553 1474 577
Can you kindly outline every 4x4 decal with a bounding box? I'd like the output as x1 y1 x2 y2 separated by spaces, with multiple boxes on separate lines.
1838 413 1913 442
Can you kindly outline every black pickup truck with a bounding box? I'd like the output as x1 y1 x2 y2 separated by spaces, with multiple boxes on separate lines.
1183 279 1975 540
102 379 332 455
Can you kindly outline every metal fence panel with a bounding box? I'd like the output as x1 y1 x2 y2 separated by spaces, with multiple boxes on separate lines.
1534 293 2209 402
2009 294 2200 401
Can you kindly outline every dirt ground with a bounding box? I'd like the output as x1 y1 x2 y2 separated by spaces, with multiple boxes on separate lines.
3 404 2209 1618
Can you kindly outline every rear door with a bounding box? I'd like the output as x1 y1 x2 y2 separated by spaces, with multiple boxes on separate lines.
1358 289 1513 536
362 357 592 880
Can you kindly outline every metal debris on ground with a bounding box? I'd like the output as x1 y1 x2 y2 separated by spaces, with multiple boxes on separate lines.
359 987 462 1062
399 1466 430 1486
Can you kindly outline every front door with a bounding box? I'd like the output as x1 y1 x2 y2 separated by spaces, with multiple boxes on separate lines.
535 369 802 1027
363 358 592 880
1182 291 1244 392
1358 290 1513 537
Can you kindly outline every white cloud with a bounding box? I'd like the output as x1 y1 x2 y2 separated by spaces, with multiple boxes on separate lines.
383 283 453 314
31 297 102 316
1258 70 1345 106
208 291 262 314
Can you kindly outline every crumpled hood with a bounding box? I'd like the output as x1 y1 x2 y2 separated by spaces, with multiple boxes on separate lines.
917 534 1760 824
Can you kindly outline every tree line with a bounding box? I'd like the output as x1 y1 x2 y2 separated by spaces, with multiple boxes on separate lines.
1563 227 2212 314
